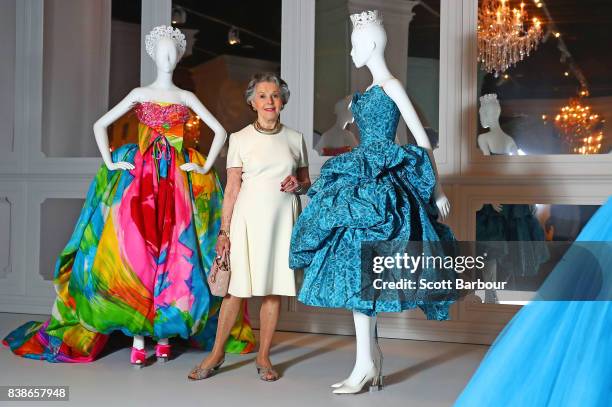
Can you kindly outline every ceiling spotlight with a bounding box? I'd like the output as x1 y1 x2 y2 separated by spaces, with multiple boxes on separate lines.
228 27 240 45
564 71 569 77
171 6 187 25
554 32 561 38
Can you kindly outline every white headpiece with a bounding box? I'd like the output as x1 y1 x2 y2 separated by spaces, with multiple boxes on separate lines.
145 25 187 60
350 10 383 30
479 93 499 105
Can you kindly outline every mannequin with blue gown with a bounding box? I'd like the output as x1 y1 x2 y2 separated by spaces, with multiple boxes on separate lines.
290 10 455 395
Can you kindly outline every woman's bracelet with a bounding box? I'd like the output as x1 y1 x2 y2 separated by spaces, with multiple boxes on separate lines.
294 183 309 195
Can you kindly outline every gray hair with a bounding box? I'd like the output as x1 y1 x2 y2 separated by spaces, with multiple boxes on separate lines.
245 72 290 107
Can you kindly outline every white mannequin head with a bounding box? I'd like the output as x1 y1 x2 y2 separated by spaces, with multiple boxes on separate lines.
145 25 187 73
479 93 501 129
154 37 180 73
350 10 387 68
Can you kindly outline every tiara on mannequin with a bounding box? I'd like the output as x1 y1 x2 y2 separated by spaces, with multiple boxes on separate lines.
145 25 187 59
479 93 499 104
350 10 383 30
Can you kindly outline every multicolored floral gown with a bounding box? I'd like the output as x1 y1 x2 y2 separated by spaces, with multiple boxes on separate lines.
2 102 255 362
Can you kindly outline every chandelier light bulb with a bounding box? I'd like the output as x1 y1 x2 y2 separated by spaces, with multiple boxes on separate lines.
555 98 606 155
171 6 187 25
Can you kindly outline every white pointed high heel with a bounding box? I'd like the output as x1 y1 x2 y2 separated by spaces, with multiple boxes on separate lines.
330 380 345 389
332 363 382 395
331 323 385 390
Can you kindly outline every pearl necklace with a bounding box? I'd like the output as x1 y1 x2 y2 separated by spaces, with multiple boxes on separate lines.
253 119 282 135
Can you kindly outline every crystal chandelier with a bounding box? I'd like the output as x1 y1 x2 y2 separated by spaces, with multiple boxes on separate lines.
554 98 605 155
478 0 543 76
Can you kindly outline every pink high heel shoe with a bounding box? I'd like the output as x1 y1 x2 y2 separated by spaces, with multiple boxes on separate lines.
155 343 171 363
131 347 147 368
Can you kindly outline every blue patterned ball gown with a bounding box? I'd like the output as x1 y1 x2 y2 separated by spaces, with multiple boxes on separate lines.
289 85 456 319
455 197 612 407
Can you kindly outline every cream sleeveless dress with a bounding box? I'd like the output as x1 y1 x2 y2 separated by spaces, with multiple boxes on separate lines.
226 124 308 297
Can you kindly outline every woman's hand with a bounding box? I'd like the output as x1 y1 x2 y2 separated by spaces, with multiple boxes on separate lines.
106 161 135 171
280 175 300 193
434 184 451 220
215 235 230 257
180 163 210 174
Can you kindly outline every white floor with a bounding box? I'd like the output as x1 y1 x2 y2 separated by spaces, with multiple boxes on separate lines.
0 313 487 407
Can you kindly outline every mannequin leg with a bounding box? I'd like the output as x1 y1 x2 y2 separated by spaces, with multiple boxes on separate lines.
345 311 376 385
331 311 381 387
332 311 384 393
155 337 170 362
483 260 499 303
133 335 145 350
131 335 147 367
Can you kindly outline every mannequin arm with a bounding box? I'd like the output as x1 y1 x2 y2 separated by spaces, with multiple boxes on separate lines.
343 99 356 143
383 79 450 218
383 79 432 149
181 91 227 174
93 89 140 170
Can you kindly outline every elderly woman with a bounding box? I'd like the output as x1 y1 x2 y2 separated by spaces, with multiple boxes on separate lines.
188 73 311 382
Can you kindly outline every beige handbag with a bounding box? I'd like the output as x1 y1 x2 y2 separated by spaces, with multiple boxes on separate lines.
207 251 230 297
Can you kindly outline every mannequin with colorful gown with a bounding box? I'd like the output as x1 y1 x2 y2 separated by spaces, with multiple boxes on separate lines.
2 26 254 365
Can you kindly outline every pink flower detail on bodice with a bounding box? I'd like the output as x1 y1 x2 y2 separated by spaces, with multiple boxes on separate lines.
135 102 190 131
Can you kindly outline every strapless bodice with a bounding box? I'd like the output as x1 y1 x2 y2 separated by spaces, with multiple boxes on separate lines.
134 102 191 154
134 102 190 131
351 85 400 146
